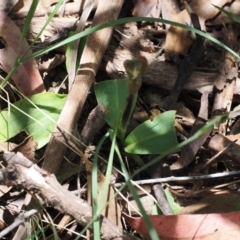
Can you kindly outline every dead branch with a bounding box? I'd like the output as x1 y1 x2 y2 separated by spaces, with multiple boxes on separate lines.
0 209 38 239
1 152 135 240
42 0 124 174
114 169 240 186
104 45 240 95
103 21 240 95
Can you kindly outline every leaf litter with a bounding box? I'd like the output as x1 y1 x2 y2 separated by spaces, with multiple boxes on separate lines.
1 0 240 239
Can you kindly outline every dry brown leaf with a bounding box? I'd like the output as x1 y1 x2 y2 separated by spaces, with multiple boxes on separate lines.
0 0 18 13
12 136 37 161
164 0 237 59
11 0 60 13
132 0 160 18
226 133 240 144
0 12 45 96
180 190 240 214
123 210 240 240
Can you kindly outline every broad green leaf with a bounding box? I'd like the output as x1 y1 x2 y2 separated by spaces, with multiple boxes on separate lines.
94 79 129 130
124 111 179 154
0 93 67 149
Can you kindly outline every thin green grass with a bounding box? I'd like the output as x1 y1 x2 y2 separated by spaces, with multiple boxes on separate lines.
92 132 109 239
0 0 65 88
21 16 240 63
1 3 239 239
88 114 226 239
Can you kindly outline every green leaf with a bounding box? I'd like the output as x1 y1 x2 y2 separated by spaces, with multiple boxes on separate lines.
124 111 179 154
152 204 162 215
94 79 129 130
164 188 182 214
0 93 67 149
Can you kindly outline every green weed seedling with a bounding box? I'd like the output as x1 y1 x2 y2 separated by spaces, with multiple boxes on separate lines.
94 56 228 239
95 57 180 155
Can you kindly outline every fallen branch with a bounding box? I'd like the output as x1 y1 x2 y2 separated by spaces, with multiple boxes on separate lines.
0 209 38 239
42 0 124 174
1 152 135 240
114 170 240 187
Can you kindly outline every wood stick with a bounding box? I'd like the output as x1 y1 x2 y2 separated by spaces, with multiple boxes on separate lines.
42 0 124 174
2 152 134 240
104 47 240 94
